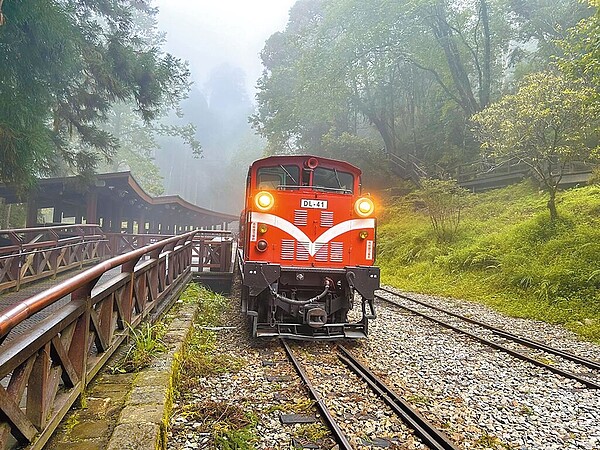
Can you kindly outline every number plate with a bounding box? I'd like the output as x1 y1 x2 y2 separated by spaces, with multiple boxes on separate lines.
301 199 328 209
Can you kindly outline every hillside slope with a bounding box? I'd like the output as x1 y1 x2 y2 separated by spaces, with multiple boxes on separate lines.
378 181 600 342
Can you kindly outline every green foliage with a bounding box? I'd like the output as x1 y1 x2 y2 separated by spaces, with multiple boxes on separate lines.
589 167 600 185
252 0 591 180
214 425 258 450
473 71 600 220
98 100 202 196
416 179 470 242
379 183 600 342
294 423 330 442
321 131 394 188
0 1 190 189
0 202 26 229
113 321 167 373
558 1 600 95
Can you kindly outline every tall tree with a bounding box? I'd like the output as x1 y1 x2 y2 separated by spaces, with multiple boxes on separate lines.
0 1 190 190
96 8 200 196
252 0 592 182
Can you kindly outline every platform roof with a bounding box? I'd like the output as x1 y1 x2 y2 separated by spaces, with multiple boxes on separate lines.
0 172 237 228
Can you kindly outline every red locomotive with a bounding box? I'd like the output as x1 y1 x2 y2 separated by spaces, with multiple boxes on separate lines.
239 155 379 339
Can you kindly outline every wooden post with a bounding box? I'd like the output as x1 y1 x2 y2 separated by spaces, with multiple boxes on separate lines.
85 192 98 225
26 197 38 228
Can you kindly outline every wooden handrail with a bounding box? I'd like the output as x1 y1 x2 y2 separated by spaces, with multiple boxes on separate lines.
0 229 199 450
0 230 197 339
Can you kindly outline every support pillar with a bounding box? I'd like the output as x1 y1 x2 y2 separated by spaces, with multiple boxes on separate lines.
26 195 38 227
86 192 98 225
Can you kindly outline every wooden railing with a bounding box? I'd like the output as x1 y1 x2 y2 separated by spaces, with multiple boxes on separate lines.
106 230 234 273
0 225 108 293
444 158 594 184
190 231 234 273
0 230 198 450
386 149 595 189
106 232 173 256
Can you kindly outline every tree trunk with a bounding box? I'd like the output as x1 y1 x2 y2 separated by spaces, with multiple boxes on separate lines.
431 1 480 116
371 115 397 156
547 189 558 221
479 0 492 109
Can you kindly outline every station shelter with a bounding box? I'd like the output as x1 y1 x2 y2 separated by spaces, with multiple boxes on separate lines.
0 172 238 233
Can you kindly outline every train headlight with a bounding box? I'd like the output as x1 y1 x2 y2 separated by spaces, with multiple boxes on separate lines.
354 197 374 217
255 191 274 211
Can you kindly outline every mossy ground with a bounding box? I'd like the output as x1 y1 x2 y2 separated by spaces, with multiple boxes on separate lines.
171 284 257 449
378 181 600 342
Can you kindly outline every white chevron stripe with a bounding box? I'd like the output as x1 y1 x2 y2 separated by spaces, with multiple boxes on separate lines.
251 212 375 257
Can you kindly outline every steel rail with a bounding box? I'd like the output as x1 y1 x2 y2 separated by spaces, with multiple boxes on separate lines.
337 345 459 450
280 339 353 450
380 287 600 371
376 292 600 389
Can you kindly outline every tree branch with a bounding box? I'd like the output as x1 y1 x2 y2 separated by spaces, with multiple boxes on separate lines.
405 56 463 107
0 0 5 26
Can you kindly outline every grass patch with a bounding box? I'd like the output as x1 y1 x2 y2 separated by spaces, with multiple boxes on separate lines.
379 182 600 342
174 401 258 449
266 398 315 415
474 432 511 449
406 394 431 406
176 287 244 389
110 321 167 373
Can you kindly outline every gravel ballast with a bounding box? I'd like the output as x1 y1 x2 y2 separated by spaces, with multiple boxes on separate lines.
169 288 600 449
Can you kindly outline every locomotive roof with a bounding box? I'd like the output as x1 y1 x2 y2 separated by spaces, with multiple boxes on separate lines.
249 155 362 175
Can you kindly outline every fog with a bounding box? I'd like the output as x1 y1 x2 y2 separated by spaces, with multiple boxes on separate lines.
152 0 296 214
155 0 295 98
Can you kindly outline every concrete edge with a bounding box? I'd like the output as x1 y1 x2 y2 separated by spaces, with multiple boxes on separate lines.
106 302 197 450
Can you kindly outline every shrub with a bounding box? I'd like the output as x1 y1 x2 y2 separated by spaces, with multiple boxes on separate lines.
416 179 470 242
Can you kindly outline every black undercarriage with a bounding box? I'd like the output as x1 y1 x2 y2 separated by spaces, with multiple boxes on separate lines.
241 263 379 340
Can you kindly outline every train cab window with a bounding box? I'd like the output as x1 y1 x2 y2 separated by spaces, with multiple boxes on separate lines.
257 165 300 189
312 167 354 193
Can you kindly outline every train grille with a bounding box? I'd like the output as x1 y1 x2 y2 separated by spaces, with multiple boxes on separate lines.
281 239 295 260
280 240 344 263
294 210 307 226
314 243 328 262
296 241 310 260
320 211 334 227
330 242 344 262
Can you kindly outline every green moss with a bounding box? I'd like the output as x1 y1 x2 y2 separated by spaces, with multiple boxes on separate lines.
379 182 600 342
294 422 330 441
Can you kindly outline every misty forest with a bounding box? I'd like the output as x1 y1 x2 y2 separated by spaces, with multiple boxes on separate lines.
0 0 598 215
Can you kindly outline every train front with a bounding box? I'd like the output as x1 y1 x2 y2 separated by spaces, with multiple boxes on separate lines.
240 155 379 339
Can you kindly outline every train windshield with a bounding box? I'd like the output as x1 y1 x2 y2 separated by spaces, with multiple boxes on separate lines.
257 165 300 189
312 167 354 194
256 164 354 193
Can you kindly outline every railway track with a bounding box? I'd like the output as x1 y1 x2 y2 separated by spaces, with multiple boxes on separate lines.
376 287 600 389
281 339 459 449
